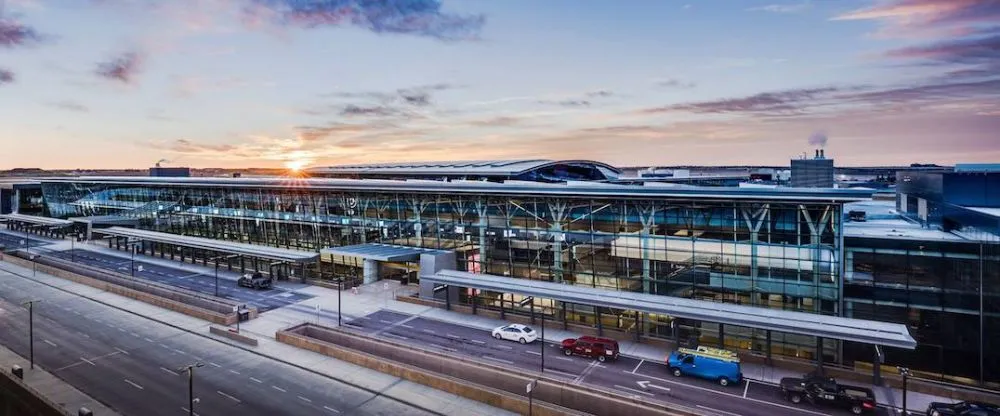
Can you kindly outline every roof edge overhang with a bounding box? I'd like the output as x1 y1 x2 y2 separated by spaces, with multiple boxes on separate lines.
423 270 916 349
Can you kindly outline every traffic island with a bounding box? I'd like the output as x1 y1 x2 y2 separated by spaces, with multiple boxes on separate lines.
277 323 705 416
2 253 255 326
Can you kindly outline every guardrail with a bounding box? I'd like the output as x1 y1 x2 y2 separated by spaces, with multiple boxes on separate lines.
277 323 708 416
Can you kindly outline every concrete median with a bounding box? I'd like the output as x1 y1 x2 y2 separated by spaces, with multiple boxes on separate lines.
209 326 259 346
277 323 705 416
2 254 251 326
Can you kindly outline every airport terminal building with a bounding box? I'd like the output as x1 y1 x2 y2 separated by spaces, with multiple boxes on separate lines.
6 159 999 389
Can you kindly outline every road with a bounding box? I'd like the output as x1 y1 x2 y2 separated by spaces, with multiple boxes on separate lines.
40 248 313 312
0 267 439 416
346 310 890 416
0 230 53 250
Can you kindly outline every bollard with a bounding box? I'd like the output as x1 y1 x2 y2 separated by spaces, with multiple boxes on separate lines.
11 364 23 379
78 407 93 416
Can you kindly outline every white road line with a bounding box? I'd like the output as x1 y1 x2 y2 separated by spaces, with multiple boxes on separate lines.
180 407 200 416
525 351 542 356
495 345 513 350
228 369 241 375
115 347 130 355
42 339 57 347
271 385 287 393
144 338 154 343
743 380 750 398
384 333 409 341
422 329 436 334
160 367 177 376
72 310 81 315
323 405 341 413
130 332 140 338
614 385 655 396
217 390 241 403
117 327 126 333
124 379 144 390
470 340 486 344
482 356 515 365
298 396 312 403
400 324 414 329
620 370 830 416
173 349 187 355
446 334 461 339
379 319 395 324
249 377 263 384
209 362 221 368
159 343 171 349
80 357 96 366
631 359 644 374
697 405 743 416
429 344 458 352
554 356 574 362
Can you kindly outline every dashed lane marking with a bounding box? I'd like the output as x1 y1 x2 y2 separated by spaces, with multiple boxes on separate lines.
482 356 515 365
271 385 287 393
696 405 743 416
249 377 263 384
209 362 222 368
218 390 241 403
42 339 57 347
470 340 486 345
614 384 655 397
631 359 644 374
323 406 340 413
160 367 178 376
124 379 144 390
115 347 129 355
298 396 312 403
525 351 541 356
80 357 96 366
228 369 241 375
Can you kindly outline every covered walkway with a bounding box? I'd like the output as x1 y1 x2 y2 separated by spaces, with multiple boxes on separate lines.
0 213 76 239
93 226 319 281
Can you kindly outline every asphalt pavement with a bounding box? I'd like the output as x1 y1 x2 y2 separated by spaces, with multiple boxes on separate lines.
347 310 891 416
42 249 313 312
0 231 53 250
0 268 440 416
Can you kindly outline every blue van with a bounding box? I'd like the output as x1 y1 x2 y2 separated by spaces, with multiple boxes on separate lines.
666 346 743 386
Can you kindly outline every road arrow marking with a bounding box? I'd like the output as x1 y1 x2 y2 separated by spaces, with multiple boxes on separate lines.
637 380 671 392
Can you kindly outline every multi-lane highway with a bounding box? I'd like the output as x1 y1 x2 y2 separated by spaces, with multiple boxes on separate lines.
40 248 313 312
346 310 889 416
0 268 442 416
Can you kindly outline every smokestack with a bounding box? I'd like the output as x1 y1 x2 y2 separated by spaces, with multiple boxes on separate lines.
815 149 820 158
820 149 825 158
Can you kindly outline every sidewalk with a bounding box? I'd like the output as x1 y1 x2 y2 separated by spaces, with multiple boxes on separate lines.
0 259 513 416
0 343 120 416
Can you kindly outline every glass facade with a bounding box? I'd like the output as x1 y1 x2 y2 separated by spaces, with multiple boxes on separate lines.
41 180 847 361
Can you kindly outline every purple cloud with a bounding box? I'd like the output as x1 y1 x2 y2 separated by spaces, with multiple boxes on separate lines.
0 18 44 48
643 87 842 116
834 0 1000 32
0 68 13 85
95 52 143 83
245 0 485 41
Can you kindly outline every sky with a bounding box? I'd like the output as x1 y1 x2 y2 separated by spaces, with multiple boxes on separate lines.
1 0 998 170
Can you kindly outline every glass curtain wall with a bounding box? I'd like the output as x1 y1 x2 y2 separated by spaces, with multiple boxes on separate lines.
42 182 844 361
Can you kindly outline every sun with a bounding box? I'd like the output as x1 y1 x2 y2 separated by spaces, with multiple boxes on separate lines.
284 159 308 172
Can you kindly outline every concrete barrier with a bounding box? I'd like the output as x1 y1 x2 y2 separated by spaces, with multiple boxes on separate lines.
0 368 71 416
278 323 704 416
209 326 259 346
3 255 242 326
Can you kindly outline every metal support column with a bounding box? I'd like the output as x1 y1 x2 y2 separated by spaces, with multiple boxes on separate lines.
596 307 603 336
718 324 725 349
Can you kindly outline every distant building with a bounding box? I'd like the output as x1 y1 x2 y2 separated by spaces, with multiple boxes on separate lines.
149 167 191 177
306 159 620 183
791 149 834 188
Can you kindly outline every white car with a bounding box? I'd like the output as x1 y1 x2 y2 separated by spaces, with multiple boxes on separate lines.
492 324 538 344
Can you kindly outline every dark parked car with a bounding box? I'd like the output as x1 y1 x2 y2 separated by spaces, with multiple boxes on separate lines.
927 401 1000 416
779 373 876 415
560 336 620 362
237 272 273 290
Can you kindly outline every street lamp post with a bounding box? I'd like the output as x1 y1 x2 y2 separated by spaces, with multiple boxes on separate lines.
540 306 545 373
179 362 204 416
22 300 41 369
211 255 238 297
897 366 910 415
337 277 342 327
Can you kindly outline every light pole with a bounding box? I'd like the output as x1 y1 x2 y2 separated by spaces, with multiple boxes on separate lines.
179 362 204 416
22 300 41 369
337 276 342 326
897 366 910 415
540 307 545 373
212 254 238 297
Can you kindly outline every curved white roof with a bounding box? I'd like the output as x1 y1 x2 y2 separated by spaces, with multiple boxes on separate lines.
305 159 622 177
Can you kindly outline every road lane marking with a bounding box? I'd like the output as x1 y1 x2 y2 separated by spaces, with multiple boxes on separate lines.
130 332 140 338
482 356 515 365
429 344 457 352
249 377 263 384
160 367 177 376
384 333 409 341
622 370 830 416
400 324 414 329
446 334 461 339
554 356 574 362
743 380 750 398
298 396 312 403
173 349 187 355
228 369 241 375
42 339 57 347
159 343 171 349
180 407 200 416
542 368 579 379
470 340 486 344
209 362 221 368
323 406 340 413
422 329 436 334
379 319 395 324
124 379 144 390
614 384 655 396
272 385 287 392
697 405 743 416
144 337 154 343
80 357 96 366
495 345 513 350
218 390 241 403
631 359 644 374
525 351 542 356
115 347 129 355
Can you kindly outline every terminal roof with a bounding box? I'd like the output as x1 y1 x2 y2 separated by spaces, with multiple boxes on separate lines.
40 177 874 202
94 227 318 263
306 159 622 177
424 270 917 349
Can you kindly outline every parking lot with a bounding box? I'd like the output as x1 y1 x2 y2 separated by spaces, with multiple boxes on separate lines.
43 249 314 312
346 310 889 416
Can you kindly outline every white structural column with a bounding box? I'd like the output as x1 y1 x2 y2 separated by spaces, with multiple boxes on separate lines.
740 204 769 304
547 201 569 283
475 200 489 269
636 202 660 294
799 205 833 310
363 258 380 284
409 198 430 247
